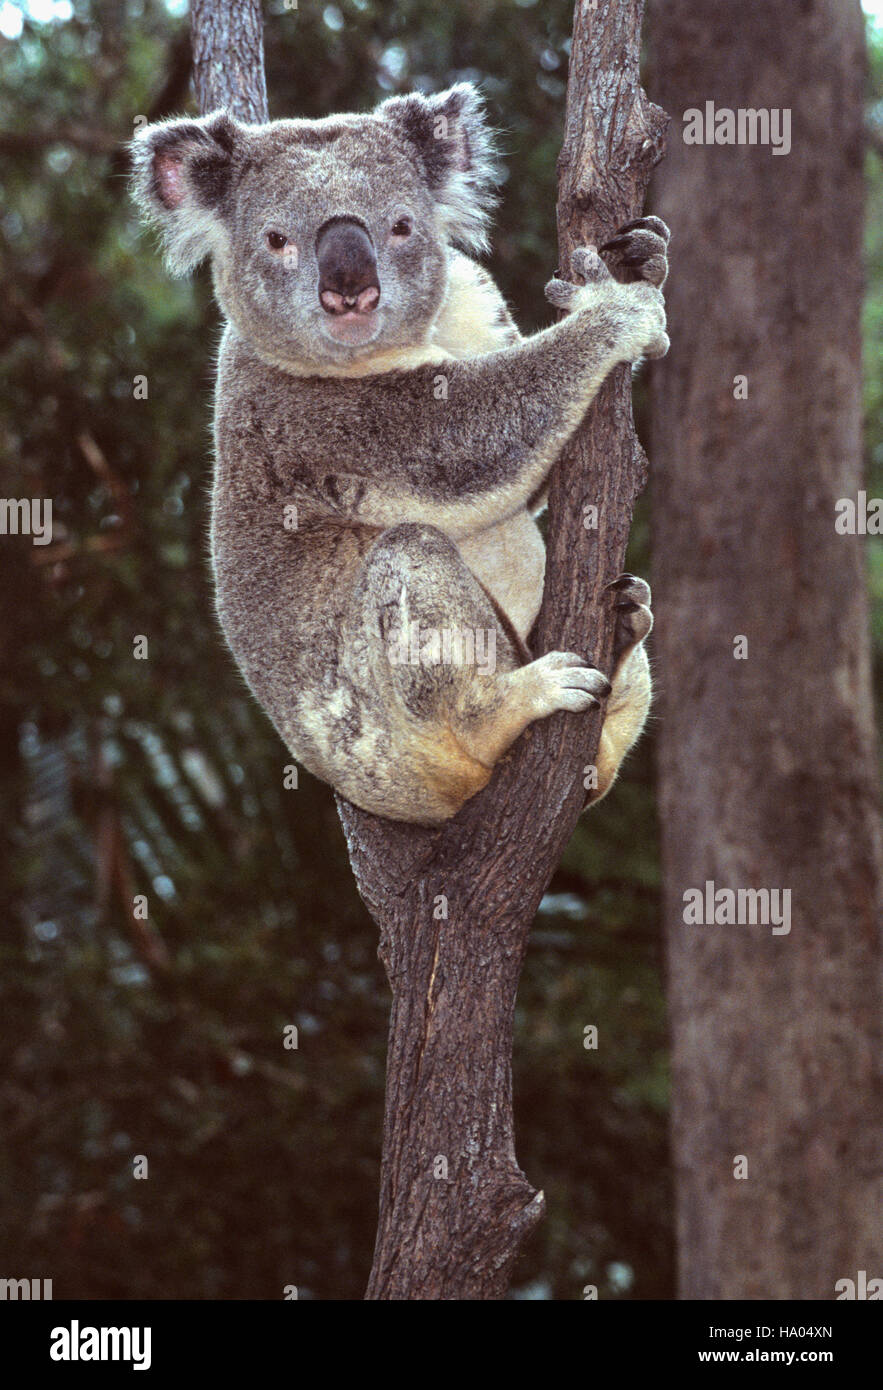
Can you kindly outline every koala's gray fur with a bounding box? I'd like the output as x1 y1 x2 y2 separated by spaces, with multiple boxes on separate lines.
131 85 668 825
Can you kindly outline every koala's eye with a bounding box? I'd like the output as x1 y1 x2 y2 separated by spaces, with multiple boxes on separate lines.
266 231 288 251
390 218 413 239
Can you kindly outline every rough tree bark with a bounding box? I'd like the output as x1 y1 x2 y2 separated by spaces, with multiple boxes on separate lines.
191 0 268 123
649 0 883 1299
188 0 668 1299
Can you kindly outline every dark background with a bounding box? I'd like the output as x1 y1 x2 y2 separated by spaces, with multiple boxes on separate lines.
0 0 880 1299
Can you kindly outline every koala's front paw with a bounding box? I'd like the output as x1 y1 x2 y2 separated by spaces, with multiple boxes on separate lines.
617 281 669 361
546 245 668 361
606 573 653 664
528 650 612 715
601 216 670 288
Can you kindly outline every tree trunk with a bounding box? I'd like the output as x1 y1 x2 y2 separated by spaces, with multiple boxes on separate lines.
190 0 268 122
648 0 883 1299
341 0 668 1300
188 0 669 1300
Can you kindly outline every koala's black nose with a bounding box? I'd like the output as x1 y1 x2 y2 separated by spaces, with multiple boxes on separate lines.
316 217 380 315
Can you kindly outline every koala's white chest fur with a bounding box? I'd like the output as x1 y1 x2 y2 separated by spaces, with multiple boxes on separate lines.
457 512 545 642
429 253 545 641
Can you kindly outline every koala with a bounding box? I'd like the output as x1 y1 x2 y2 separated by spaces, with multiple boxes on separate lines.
131 84 668 826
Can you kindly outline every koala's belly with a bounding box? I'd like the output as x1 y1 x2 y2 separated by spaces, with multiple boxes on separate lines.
457 510 545 643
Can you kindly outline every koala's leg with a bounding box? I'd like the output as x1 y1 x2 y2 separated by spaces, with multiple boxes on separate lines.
587 574 653 806
342 523 612 823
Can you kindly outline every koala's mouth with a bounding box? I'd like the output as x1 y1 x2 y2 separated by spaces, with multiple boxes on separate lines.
321 309 383 349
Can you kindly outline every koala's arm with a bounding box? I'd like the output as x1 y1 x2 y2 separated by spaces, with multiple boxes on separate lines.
431 254 571 521
236 259 667 541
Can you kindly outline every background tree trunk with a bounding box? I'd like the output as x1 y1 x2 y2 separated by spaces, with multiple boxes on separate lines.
649 0 883 1299
191 0 268 122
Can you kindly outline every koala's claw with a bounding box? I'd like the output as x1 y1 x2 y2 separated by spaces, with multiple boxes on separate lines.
607 574 653 663
607 215 671 244
606 572 649 597
601 217 670 288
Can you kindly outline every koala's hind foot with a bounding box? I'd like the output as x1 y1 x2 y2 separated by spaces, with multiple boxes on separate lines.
610 572 653 664
338 522 612 824
587 573 654 806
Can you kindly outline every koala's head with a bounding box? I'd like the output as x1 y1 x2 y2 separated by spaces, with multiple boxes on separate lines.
131 85 499 372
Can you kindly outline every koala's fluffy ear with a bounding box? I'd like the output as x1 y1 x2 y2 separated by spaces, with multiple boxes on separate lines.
130 112 242 274
378 83 500 254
